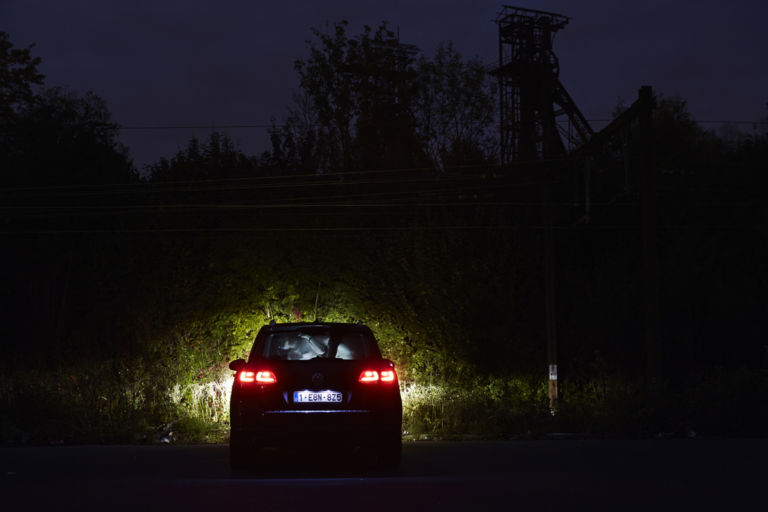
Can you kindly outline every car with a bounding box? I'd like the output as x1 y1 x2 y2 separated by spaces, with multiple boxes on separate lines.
228 321 402 470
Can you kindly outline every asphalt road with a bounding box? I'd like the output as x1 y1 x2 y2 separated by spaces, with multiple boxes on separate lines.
2 440 765 511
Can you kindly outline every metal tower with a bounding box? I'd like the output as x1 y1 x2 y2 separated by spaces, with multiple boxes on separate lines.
492 5 593 164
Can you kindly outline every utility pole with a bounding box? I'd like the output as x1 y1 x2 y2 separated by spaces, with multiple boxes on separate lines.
491 6 595 413
543 180 558 413
639 86 661 389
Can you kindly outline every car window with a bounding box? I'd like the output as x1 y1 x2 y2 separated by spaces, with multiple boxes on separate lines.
335 332 368 360
256 327 379 361
264 331 330 360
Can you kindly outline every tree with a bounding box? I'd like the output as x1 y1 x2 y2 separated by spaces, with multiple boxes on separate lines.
293 21 427 172
413 42 497 171
1 32 136 186
147 131 256 181
277 22 497 174
261 92 321 175
5 87 136 185
612 93 721 175
0 31 44 182
653 95 715 174
293 21 357 173
345 23 423 171
0 31 44 120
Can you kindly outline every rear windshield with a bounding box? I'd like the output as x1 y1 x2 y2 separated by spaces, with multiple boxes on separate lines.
252 327 380 361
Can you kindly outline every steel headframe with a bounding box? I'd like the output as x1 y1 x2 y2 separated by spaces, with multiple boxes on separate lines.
492 5 593 165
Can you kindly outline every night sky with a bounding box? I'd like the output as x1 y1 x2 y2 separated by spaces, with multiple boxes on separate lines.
3 0 767 171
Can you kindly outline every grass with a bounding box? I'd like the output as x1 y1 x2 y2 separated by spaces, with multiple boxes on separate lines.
1 362 765 445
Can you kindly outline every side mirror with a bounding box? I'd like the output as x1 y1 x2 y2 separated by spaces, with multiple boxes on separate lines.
229 359 246 372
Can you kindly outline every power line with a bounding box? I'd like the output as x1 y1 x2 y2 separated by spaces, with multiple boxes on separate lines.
121 124 275 130
0 162 496 193
5 199 757 215
117 120 768 130
2 223 763 236
0 201 569 211
0 159 569 196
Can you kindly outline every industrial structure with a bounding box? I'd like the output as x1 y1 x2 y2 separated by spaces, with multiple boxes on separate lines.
491 6 660 411
492 5 593 164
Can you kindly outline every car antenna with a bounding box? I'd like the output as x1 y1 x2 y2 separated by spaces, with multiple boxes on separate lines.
313 282 320 322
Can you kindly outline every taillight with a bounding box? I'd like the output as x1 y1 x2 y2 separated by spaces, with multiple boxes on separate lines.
359 370 379 383
239 371 255 383
255 370 277 384
358 368 397 384
239 370 277 384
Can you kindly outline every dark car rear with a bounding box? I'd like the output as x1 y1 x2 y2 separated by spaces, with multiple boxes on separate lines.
229 322 402 470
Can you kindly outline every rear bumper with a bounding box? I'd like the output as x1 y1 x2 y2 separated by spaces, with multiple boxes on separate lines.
232 409 400 448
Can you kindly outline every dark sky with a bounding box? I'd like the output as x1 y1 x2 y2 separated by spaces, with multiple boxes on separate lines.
3 0 767 171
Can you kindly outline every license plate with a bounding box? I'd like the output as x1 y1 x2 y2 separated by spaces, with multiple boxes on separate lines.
293 390 342 403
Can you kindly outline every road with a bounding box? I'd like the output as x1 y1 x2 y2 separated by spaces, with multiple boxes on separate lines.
1 440 765 511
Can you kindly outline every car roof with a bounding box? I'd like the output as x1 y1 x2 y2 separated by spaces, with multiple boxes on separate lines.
259 321 371 332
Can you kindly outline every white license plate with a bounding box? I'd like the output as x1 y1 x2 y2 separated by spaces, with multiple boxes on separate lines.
293 390 342 403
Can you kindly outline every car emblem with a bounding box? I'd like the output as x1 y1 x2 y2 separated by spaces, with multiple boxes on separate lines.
312 372 325 387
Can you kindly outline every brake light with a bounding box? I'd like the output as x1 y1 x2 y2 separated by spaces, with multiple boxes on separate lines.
359 368 397 384
239 371 256 383
239 370 277 384
255 370 277 384
359 370 379 383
